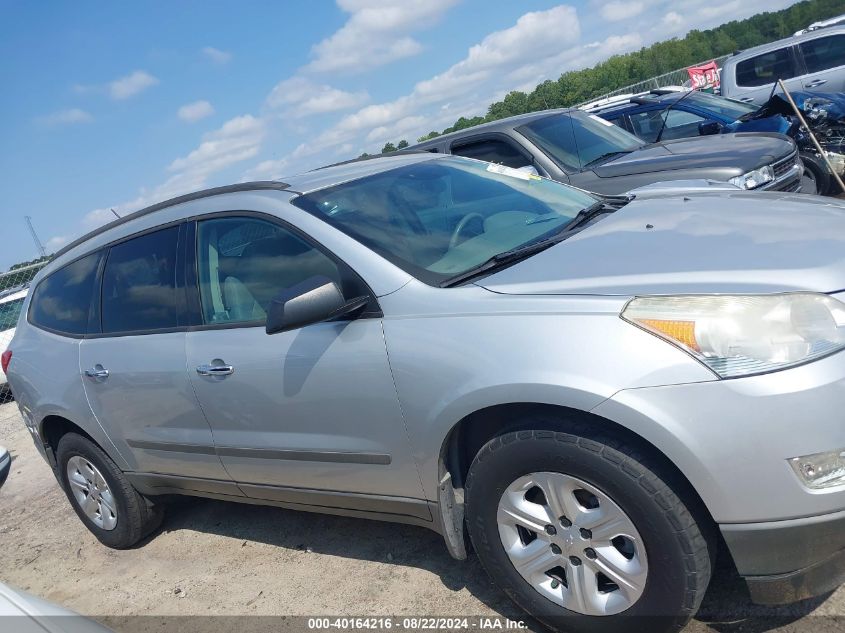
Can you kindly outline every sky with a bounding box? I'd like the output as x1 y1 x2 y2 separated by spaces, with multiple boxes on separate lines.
0 0 800 270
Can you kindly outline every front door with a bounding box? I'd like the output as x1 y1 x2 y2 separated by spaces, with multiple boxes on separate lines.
80 224 230 481
184 215 424 504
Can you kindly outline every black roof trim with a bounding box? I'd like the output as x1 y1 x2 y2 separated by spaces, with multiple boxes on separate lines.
53 181 290 260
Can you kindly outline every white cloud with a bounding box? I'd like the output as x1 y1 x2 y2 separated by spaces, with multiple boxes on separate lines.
600 1 645 21
202 46 232 64
305 0 459 73
241 157 289 181
45 235 70 252
301 5 581 156
109 70 158 100
36 108 93 126
662 11 683 27
265 77 368 116
178 100 215 122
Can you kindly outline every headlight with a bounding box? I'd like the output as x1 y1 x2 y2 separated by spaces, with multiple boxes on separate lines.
622 294 845 378
728 165 774 189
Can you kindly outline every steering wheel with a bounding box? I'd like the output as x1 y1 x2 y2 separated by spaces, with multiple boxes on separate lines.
449 212 485 249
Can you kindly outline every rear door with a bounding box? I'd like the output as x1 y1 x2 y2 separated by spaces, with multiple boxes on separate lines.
79 223 229 481
183 213 425 505
731 46 803 104
797 32 845 93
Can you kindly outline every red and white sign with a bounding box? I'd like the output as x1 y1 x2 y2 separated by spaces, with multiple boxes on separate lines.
687 61 720 91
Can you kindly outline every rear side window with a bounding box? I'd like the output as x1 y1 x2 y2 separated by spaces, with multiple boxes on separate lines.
800 34 845 74
0 298 25 333
451 139 531 169
735 48 797 87
101 226 180 334
29 251 100 335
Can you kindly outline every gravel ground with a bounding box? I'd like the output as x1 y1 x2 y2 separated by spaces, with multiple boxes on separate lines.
0 397 843 633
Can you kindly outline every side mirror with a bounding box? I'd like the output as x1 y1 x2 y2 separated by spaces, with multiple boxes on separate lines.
698 120 723 136
265 275 369 335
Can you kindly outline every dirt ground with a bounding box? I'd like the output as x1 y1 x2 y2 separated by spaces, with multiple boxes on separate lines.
1 398 844 633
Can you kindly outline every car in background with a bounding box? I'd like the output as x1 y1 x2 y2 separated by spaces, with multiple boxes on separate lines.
0 446 9 488
0 582 114 632
795 14 845 36
410 108 802 194
0 286 27 386
721 26 845 105
584 89 832 195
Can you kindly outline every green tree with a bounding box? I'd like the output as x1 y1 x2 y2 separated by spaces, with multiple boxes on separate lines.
381 142 397 153
397 139 409 149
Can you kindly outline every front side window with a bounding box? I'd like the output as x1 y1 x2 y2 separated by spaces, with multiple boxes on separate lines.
101 226 180 334
520 112 644 171
628 109 707 142
451 139 531 169
292 157 597 285
196 217 343 325
800 34 845 74
29 251 100 335
736 48 797 87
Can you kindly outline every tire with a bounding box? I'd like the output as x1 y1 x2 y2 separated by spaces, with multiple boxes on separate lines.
56 433 162 548
800 152 831 196
465 423 713 633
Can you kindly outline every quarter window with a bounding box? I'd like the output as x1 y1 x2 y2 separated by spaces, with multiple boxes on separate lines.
29 251 100 335
101 226 180 334
800 35 845 74
735 48 797 87
196 217 343 325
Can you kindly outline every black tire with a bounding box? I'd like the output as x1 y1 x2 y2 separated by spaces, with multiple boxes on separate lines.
800 152 831 196
465 423 713 633
56 433 162 548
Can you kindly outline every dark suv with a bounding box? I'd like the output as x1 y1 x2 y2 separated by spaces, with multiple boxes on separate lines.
410 108 802 195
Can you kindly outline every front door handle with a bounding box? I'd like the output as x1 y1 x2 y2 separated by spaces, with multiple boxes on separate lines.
739 97 755 103
84 367 109 380
196 363 234 377
806 79 828 88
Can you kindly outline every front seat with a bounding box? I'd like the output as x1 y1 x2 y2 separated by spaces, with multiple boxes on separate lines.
222 275 265 321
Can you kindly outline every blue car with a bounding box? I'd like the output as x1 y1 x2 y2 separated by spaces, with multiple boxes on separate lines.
585 89 839 193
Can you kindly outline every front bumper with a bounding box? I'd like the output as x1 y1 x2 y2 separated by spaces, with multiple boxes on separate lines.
591 346 845 603
722 510 845 604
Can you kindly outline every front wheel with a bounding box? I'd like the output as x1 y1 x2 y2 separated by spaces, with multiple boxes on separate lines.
56 433 162 548
465 426 713 633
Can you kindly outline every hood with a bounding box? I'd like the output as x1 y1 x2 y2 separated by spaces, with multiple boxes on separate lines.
477 192 845 296
594 133 794 178
726 114 792 136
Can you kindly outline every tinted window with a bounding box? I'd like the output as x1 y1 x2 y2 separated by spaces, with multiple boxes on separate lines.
292 157 596 285
628 109 706 142
736 48 797 87
0 297 25 333
29 252 100 335
800 35 845 74
101 226 180 334
684 92 756 119
451 139 531 169
520 112 643 171
196 217 342 325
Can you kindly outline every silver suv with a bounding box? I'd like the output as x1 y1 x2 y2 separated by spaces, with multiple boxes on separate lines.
7 154 845 633
721 26 845 104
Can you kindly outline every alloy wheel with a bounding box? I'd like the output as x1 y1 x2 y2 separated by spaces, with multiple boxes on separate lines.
66 455 118 530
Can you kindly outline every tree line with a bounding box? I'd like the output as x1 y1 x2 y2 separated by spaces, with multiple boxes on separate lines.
366 0 843 155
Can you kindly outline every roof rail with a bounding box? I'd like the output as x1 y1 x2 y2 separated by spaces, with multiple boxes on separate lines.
52 180 290 260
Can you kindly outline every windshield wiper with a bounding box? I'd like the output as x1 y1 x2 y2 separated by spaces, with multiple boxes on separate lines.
584 151 630 168
439 199 626 288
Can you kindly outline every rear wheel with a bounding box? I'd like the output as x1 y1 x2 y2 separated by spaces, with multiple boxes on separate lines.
465 425 713 633
56 433 162 548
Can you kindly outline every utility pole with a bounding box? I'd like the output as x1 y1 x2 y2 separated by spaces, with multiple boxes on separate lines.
24 216 47 258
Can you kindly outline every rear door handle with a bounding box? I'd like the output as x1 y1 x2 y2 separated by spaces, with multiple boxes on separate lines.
196 364 234 377
84 367 109 380
805 79 828 88
739 97 755 103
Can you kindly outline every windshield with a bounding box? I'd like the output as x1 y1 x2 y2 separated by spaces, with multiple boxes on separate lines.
519 111 644 171
292 157 597 285
0 296 25 332
683 92 756 120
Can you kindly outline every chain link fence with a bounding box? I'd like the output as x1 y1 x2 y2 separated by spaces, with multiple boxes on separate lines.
575 54 733 107
1 260 49 411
